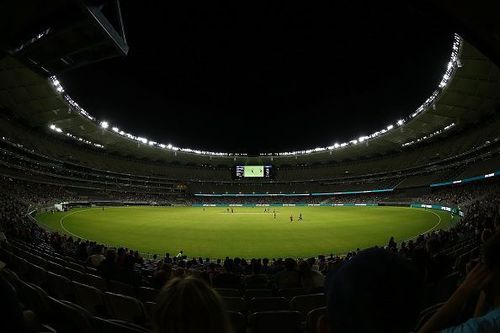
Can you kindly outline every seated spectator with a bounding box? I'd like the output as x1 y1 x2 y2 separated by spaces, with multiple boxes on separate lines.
320 247 422 333
274 258 301 289
299 260 324 292
98 249 117 281
153 276 233 333
87 244 105 267
418 231 500 333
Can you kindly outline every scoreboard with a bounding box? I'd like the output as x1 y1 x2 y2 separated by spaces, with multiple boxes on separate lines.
234 165 273 178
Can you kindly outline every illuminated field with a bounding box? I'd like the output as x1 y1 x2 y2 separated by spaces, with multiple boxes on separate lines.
36 206 455 258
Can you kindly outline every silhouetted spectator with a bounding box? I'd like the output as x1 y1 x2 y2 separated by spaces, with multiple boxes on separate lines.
153 276 233 333
320 248 422 333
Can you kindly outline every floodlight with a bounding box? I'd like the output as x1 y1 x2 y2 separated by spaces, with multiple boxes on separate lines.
100 121 109 129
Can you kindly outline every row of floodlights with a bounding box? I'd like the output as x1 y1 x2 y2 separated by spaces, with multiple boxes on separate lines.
49 124 104 148
48 34 462 157
401 123 456 147
99 120 241 156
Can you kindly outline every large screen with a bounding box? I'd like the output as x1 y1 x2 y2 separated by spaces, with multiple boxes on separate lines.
235 165 273 178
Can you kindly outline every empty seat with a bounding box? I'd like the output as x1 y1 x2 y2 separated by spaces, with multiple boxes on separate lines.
73 281 106 315
64 267 87 284
18 281 51 322
86 266 99 275
66 261 86 272
245 289 274 299
249 297 289 313
47 261 65 276
108 280 136 297
414 302 444 331
144 301 156 320
227 311 246 333
48 297 95 333
306 306 326 333
0 268 22 291
138 286 159 303
93 316 150 333
223 297 247 313
30 255 48 269
104 292 146 325
46 271 74 301
215 288 241 297
86 274 107 291
248 310 302 333
27 263 48 285
290 294 326 320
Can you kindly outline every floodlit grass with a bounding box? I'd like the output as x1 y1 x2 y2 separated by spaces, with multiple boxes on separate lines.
36 206 455 258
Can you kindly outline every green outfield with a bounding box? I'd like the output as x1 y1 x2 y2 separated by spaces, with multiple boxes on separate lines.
35 206 456 258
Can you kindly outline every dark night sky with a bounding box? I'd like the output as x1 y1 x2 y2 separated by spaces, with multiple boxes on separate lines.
60 1 453 154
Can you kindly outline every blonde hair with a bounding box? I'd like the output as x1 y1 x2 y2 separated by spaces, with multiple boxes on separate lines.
153 276 233 333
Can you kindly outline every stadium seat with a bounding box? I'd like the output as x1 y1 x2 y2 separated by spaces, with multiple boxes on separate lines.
38 324 58 333
215 288 241 297
108 279 136 297
93 317 150 333
227 311 246 333
47 261 66 276
290 294 326 320
138 286 159 303
222 297 247 313
104 291 146 325
18 281 51 321
248 310 302 333
0 268 22 291
65 259 86 272
278 288 308 299
64 267 87 284
248 297 289 313
306 306 326 333
72 281 106 316
27 263 48 286
144 301 156 320
414 302 445 331
85 266 99 275
46 271 74 301
86 273 107 291
30 255 48 269
47 297 95 333
245 289 274 299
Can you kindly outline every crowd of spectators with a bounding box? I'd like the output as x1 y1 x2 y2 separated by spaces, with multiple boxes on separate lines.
1 178 499 332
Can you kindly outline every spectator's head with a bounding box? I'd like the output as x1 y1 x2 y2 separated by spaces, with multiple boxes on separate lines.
284 258 297 271
321 248 422 333
153 276 233 333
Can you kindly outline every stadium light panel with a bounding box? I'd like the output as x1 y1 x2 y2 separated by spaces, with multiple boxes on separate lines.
46 35 462 157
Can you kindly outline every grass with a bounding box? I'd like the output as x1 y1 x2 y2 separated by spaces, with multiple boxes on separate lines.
36 206 456 258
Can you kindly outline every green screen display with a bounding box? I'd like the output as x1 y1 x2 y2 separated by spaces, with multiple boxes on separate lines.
243 165 264 177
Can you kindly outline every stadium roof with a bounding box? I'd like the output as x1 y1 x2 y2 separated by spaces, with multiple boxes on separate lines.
1 37 499 167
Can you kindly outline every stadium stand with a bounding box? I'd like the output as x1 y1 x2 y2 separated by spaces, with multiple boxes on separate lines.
0 178 498 332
